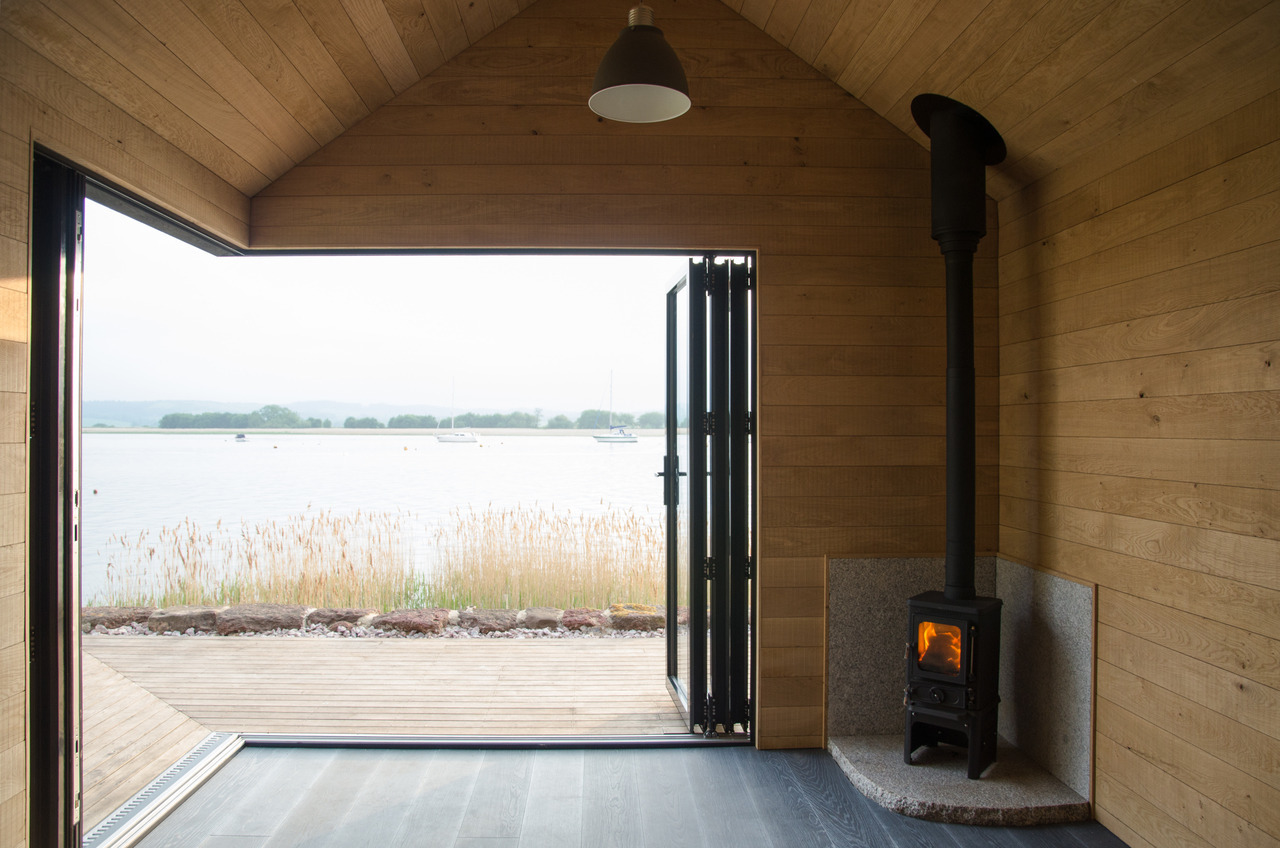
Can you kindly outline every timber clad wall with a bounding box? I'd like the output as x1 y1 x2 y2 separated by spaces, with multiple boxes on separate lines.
252 0 998 749
2 0 1277 844
997 87 1280 847
0 26 250 848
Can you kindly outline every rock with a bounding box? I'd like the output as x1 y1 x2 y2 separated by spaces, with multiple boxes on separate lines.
148 605 226 633
81 606 155 631
308 608 378 628
677 606 690 626
459 608 518 633
371 608 449 635
521 607 562 629
607 603 664 631
217 603 309 635
561 607 606 631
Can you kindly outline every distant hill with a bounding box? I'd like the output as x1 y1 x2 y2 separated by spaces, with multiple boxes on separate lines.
82 400 576 428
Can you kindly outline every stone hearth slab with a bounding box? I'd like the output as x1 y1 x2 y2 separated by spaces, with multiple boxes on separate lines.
829 734 1090 826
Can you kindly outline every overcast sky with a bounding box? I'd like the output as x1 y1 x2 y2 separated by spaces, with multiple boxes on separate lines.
82 201 691 417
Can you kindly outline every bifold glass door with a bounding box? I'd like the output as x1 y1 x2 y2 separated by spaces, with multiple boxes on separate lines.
663 256 754 736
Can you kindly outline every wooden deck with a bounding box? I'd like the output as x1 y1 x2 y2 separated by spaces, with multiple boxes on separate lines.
82 636 685 829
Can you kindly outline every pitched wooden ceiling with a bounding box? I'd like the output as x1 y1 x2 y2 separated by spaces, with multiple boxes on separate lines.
3 0 1274 199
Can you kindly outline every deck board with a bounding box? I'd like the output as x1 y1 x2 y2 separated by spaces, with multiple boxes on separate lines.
83 635 685 736
81 651 212 831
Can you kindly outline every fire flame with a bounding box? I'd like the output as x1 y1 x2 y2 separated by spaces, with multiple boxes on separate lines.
918 620 962 676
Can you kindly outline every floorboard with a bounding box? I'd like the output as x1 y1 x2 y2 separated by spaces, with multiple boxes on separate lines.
133 748 1128 848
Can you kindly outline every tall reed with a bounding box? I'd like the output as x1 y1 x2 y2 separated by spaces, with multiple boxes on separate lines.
425 504 668 609
91 504 671 612
95 510 418 611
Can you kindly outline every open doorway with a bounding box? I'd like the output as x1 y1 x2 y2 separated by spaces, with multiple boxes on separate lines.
29 154 756 844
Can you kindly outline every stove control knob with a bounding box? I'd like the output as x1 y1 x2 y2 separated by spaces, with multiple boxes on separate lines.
930 687 945 703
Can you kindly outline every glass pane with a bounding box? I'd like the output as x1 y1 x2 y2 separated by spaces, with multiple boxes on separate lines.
918 621 963 676
674 279 692 701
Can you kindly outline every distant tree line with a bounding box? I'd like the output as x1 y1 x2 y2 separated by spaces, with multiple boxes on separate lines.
159 404 666 431
159 405 329 429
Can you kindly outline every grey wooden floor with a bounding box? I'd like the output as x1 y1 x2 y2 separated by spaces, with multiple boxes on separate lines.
135 746 1127 848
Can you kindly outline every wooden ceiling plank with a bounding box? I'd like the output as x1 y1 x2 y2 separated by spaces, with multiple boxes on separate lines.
240 0 370 129
294 0 395 110
876 0 1051 146
0 47 252 242
419 0 469 58
812 0 892 84
1003 88 1280 249
739 0 779 34
428 45 824 80
788 0 853 67
179 0 346 144
35 0 295 178
949 0 1115 112
339 0 423 92
112 0 319 162
482 17 772 51
836 0 938 99
986 0 1197 135
1005 0 1272 165
858 0 993 117
381 0 448 74
526 0 738 20
489 0 520 20
1007 8 1280 195
453 0 495 44
763 0 810 48
0 3 271 193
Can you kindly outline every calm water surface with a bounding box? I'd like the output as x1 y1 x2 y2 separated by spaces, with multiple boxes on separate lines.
81 432 667 600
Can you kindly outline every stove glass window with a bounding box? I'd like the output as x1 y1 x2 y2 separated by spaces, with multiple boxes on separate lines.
917 620 962 676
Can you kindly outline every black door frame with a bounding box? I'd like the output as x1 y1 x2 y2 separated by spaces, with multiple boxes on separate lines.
664 254 756 737
29 149 86 848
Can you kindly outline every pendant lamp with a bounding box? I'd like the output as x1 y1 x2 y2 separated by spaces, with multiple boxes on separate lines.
589 4 690 123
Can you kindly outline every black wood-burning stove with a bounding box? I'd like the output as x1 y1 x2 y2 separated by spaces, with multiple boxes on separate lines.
904 94 1006 779
905 592 1002 778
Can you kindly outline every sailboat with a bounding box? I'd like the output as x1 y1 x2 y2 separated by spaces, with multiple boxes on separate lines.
437 381 477 443
593 372 638 443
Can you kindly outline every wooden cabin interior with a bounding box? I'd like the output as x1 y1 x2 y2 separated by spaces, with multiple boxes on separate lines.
1 0 1277 845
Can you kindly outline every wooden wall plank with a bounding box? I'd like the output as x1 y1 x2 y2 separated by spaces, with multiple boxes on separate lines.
1001 467 1279 543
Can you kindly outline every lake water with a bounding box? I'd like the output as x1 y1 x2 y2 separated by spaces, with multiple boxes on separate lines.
81 432 668 601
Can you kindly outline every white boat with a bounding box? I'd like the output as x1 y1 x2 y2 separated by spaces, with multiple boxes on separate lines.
593 425 638 443
437 381 477 443
592 371 637 443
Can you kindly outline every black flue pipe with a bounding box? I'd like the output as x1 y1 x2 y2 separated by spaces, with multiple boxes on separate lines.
911 95 1006 602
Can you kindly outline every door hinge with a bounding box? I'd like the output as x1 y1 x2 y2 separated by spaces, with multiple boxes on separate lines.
703 694 718 738
744 555 753 580
744 411 753 436
704 556 717 580
702 411 715 435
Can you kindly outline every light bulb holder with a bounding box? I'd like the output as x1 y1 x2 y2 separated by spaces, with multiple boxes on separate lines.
590 6 690 123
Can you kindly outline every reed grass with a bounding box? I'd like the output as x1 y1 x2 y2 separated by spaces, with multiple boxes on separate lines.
425 504 669 610
92 504 671 612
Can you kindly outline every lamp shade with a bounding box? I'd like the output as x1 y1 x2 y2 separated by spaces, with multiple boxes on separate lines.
589 6 690 123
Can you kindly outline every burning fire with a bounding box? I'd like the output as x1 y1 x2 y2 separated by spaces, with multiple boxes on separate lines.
918 620 962 676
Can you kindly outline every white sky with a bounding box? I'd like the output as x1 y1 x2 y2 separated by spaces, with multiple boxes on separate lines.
82 201 692 416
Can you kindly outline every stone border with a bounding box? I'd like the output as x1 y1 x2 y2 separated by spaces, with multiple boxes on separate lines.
81 602 690 637
828 735 1090 827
